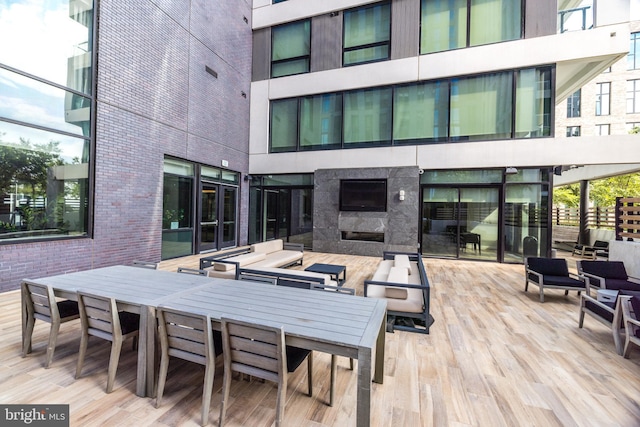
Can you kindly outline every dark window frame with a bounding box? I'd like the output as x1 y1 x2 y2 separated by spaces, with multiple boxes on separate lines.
342 1 391 67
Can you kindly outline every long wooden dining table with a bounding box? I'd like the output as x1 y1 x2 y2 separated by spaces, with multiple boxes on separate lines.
21 266 387 427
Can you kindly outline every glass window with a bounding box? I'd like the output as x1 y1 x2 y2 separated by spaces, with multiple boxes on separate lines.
271 20 310 78
515 68 551 138
420 0 467 54
627 122 640 133
0 68 91 137
393 82 449 143
0 0 94 93
300 94 342 150
566 126 580 137
162 159 194 259
596 124 610 136
629 32 640 70
343 2 391 66
0 0 95 243
469 0 521 46
0 122 90 240
450 72 513 141
270 99 299 152
627 80 640 113
566 89 581 118
420 169 503 184
596 82 610 116
343 87 392 146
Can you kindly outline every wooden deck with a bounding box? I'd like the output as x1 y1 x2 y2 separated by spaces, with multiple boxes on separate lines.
1 252 639 426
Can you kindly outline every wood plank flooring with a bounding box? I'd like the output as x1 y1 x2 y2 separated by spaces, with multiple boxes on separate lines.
1 252 639 426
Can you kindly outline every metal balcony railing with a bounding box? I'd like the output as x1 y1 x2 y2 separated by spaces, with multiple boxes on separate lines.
559 6 593 33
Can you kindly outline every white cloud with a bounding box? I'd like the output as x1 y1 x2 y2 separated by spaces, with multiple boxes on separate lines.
0 0 90 87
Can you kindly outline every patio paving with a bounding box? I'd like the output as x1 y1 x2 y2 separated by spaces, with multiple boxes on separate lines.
1 252 638 426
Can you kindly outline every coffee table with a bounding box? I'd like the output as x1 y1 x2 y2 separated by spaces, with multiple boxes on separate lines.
304 263 346 285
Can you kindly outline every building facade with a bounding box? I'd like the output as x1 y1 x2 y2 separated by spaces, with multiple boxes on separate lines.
248 0 632 262
0 0 636 291
0 0 252 291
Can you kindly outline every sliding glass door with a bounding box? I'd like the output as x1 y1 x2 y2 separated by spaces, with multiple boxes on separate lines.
421 186 499 261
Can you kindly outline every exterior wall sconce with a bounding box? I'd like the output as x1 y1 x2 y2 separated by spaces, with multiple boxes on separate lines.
505 167 518 175
399 190 405 201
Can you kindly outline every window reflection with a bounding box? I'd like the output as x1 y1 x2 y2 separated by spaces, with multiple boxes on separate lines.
0 123 89 239
0 0 94 92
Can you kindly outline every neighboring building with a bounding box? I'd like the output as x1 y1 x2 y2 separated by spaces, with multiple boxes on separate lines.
0 0 636 291
556 20 640 137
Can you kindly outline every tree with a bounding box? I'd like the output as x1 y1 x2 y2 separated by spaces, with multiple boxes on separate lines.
553 183 580 207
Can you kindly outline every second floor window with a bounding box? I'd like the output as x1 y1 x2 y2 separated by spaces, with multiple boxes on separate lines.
595 82 610 116
567 90 581 118
271 20 311 78
629 32 640 70
343 2 391 66
627 80 640 113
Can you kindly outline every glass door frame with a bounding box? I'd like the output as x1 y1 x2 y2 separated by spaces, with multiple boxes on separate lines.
196 180 239 253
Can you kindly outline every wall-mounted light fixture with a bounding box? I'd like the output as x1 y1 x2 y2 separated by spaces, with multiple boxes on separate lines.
329 11 340 17
505 167 518 175
399 190 405 201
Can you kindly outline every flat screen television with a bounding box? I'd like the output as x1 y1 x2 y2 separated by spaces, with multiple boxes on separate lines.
339 179 387 212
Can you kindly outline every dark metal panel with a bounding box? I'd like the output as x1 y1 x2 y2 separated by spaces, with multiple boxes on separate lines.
391 0 420 60
525 0 557 38
311 13 343 72
252 28 271 81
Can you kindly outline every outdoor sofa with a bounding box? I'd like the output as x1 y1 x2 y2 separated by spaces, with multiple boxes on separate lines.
364 252 434 334
200 239 303 279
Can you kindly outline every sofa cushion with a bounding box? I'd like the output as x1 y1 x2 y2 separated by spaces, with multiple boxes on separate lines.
604 279 640 292
387 266 409 284
251 239 284 255
367 284 424 313
581 261 628 280
528 258 569 276
371 260 394 282
540 275 585 288
394 255 412 275
214 252 266 271
385 287 408 299
253 250 303 269
584 300 615 323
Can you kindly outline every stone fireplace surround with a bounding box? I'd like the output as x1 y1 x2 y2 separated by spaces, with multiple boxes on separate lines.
313 166 420 257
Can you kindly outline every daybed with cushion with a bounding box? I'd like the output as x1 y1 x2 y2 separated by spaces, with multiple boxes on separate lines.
200 239 303 279
577 260 640 292
364 252 434 334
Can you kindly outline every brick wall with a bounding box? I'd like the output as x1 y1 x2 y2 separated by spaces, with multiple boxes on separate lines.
0 0 252 292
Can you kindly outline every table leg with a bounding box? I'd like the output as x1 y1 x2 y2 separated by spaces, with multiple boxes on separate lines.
373 315 385 384
356 346 372 427
136 305 156 397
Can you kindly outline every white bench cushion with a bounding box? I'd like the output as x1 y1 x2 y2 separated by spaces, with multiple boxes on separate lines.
394 254 412 275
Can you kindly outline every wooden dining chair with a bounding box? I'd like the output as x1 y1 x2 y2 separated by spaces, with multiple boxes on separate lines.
156 306 222 426
75 291 140 393
177 267 210 276
218 317 312 427
21 282 80 368
131 260 159 269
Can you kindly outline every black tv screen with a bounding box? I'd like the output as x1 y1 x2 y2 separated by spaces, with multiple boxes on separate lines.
339 179 387 212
